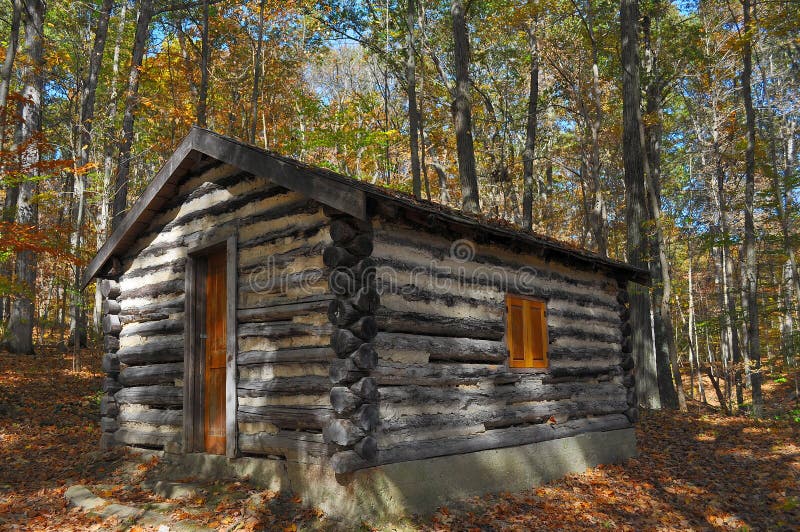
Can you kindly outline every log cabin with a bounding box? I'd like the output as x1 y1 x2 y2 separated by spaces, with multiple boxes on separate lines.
84 127 648 519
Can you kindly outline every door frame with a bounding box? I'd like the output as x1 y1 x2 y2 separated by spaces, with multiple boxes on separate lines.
184 231 238 458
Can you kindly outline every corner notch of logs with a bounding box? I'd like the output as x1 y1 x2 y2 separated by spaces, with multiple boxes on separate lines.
323 214 381 466
98 277 122 450
617 281 637 423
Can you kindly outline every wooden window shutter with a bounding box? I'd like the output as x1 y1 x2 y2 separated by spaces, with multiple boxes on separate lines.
507 300 526 366
506 295 548 369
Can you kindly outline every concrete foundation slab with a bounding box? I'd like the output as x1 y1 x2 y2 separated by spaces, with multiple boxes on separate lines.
162 428 636 523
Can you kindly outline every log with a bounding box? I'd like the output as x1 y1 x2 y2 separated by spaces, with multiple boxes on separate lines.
115 428 179 448
351 286 380 313
354 436 378 460
329 218 358 244
237 298 333 323
101 417 119 432
238 431 329 461
119 297 185 323
330 386 362 415
103 335 120 353
349 343 378 369
352 258 377 285
329 217 372 244
117 337 184 366
102 314 122 336
238 321 334 339
329 359 366 385
349 315 377 341
102 353 120 375
323 418 365 446
623 373 635 388
237 376 331 396
99 432 118 450
329 268 356 296
621 336 632 353
352 403 379 432
331 328 363 356
620 354 634 371
118 362 183 387
237 347 335 365
100 394 118 417
373 362 505 387
323 246 357 268
238 405 332 431
103 377 122 394
102 299 121 315
344 234 373 257
115 385 183 406
617 289 629 305
329 414 631 474
99 279 120 299
118 408 182 426
119 279 184 301
375 310 504 340
548 364 621 379
120 319 183 339
373 332 506 363
328 299 362 326
350 377 379 402
481 398 628 429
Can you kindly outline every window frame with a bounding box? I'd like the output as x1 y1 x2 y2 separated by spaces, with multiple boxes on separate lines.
505 293 549 370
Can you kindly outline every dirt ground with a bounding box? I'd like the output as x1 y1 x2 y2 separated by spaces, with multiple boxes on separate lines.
0 348 798 531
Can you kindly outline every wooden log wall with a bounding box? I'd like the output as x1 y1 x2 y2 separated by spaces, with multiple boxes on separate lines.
329 212 634 473
102 161 337 458
323 213 381 465
99 279 121 450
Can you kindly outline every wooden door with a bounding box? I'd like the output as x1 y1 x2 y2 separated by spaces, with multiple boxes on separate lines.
204 250 227 454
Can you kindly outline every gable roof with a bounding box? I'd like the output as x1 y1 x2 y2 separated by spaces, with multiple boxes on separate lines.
83 127 649 287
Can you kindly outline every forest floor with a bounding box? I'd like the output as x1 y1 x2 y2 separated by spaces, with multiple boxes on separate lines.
0 348 798 531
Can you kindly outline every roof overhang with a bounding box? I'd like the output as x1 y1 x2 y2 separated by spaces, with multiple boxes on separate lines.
83 127 649 288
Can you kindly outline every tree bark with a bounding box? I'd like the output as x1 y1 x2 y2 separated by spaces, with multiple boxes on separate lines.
449 0 480 213
0 0 22 324
112 0 154 229
0 0 22 149
70 0 114 348
521 17 539 230
741 0 762 417
197 0 210 127
620 0 659 408
249 0 265 144
406 0 422 199
4 0 46 354
642 9 682 410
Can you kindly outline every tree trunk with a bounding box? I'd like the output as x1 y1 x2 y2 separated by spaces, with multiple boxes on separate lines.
521 18 539 230
70 0 114 348
642 13 682 410
4 0 46 355
0 0 22 149
0 0 22 324
406 0 422 199
112 0 154 229
449 0 479 213
197 0 209 128
741 0 762 417
249 0 265 144
95 0 127 330
621 0 659 409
